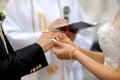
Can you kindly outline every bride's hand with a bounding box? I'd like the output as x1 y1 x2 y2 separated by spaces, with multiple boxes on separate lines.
52 39 75 60
57 33 74 46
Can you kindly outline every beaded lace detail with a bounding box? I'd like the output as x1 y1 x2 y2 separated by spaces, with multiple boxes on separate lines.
97 23 120 69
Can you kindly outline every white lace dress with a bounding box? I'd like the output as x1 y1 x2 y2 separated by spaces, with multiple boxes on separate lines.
97 23 120 69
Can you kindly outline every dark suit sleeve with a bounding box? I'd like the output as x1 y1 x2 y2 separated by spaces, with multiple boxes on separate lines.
0 43 48 77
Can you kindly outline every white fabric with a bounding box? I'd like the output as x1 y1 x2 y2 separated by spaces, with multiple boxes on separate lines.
3 0 95 80
97 23 120 69
74 27 95 50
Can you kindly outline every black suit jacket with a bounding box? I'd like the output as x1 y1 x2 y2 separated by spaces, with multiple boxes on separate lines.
0 25 48 80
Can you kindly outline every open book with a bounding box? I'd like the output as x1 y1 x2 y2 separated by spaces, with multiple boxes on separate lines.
55 20 97 33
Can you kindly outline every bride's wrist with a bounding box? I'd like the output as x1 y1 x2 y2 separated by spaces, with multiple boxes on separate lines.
69 46 79 61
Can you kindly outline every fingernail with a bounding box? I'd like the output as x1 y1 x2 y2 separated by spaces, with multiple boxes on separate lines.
52 38 57 42
43 30 49 32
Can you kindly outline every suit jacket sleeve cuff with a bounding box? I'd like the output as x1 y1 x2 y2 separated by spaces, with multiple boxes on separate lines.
15 43 48 74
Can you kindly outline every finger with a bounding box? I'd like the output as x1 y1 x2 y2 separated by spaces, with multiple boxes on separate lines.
51 45 59 53
42 30 49 32
52 38 63 46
